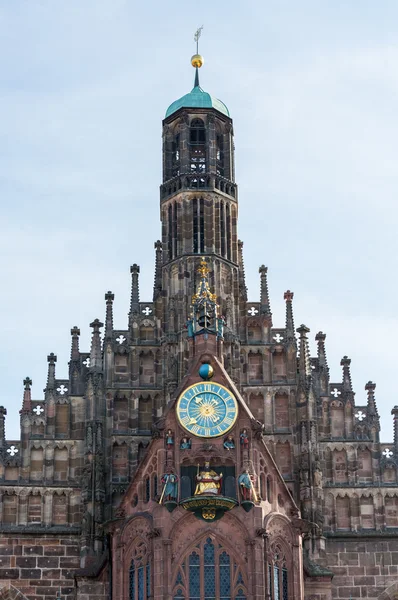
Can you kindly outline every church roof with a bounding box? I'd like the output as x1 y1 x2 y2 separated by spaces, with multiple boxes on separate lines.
165 83 230 119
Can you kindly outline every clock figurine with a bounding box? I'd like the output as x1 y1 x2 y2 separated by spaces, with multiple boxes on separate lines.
176 382 238 438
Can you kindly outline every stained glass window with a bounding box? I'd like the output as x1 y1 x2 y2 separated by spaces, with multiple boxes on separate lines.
173 539 247 600
274 565 280 600
268 545 289 600
282 567 288 600
204 538 215 598
129 558 150 599
130 561 135 600
189 551 200 599
219 551 230 599
138 566 144 600
146 563 150 597
145 477 150 503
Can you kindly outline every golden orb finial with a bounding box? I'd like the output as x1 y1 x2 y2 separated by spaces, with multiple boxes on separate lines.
191 54 204 68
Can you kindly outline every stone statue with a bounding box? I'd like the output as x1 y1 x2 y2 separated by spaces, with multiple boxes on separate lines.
160 473 178 502
240 429 249 450
223 435 235 450
166 429 174 450
194 462 222 495
313 462 323 489
238 469 256 501
180 437 191 450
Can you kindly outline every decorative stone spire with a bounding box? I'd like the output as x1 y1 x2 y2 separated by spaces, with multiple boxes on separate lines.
153 240 163 302
130 264 140 315
104 292 114 339
297 325 311 379
89 319 103 370
259 265 271 317
0 406 6 449
365 381 378 417
70 326 80 361
315 331 329 373
284 291 295 342
20 377 32 414
187 259 224 338
46 353 57 390
392 406 398 452
238 240 248 301
341 356 353 392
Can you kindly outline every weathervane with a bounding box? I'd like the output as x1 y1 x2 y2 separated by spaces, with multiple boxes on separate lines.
194 25 204 54
192 26 204 72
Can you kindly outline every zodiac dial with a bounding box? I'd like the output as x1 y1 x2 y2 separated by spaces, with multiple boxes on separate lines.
176 382 238 438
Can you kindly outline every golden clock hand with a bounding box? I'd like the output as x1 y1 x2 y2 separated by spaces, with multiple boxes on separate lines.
189 417 197 425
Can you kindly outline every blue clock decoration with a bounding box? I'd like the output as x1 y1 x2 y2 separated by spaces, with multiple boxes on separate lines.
176 382 238 438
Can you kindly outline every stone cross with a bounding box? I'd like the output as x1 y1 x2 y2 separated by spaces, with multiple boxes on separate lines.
331 388 341 398
33 405 44 416
142 307 152 316
355 411 366 422
57 385 68 396
273 334 284 343
247 307 258 316
116 335 126 345
383 448 393 459
7 445 18 457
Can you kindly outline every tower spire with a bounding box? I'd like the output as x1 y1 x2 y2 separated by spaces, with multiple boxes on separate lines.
259 265 271 317
21 377 32 414
46 353 57 390
365 381 378 417
104 291 114 339
192 25 204 88
297 325 311 379
238 241 248 301
153 240 162 301
392 406 398 453
284 290 295 342
89 319 103 370
340 356 353 392
70 326 80 361
315 332 328 370
129 264 140 315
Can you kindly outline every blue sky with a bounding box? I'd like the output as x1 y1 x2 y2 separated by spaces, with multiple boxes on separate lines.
1 1 397 440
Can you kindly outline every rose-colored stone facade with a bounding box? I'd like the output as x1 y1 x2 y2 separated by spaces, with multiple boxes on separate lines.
0 58 397 600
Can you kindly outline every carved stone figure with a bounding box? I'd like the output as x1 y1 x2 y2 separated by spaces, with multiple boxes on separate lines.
194 462 222 495
160 473 178 502
223 435 235 450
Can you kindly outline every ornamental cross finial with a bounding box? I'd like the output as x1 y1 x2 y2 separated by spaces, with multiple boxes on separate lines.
194 25 204 53
383 448 393 459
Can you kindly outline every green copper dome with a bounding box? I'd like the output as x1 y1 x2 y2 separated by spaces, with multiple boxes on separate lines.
165 84 230 119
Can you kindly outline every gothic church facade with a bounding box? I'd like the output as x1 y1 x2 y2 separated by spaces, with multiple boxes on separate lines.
0 55 398 600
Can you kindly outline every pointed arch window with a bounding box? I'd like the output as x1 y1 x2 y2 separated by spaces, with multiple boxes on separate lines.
172 537 247 599
190 119 206 176
172 133 180 176
268 544 289 600
129 540 151 600
216 134 224 176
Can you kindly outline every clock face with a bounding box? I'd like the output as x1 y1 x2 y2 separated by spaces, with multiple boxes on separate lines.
176 382 238 438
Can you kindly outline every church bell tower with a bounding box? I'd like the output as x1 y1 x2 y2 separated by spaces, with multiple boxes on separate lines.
159 44 245 341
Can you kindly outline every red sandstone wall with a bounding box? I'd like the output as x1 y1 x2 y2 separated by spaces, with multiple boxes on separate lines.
326 537 398 599
0 534 80 600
